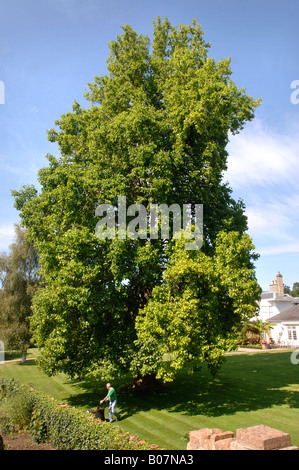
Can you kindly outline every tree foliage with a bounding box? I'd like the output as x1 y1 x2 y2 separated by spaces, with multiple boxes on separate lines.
12 18 261 380
290 282 299 297
283 283 299 297
132 231 261 381
0 225 39 360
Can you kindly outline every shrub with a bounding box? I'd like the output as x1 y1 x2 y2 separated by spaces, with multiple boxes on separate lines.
0 378 35 431
0 401 15 434
7 390 35 429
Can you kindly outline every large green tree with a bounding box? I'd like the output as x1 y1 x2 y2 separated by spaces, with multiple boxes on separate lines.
12 18 261 380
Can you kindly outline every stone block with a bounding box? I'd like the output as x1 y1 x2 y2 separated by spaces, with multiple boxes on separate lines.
236 425 291 450
189 430 205 444
190 428 222 447
209 431 234 450
229 439 254 450
187 441 201 451
214 438 234 450
187 425 297 451
211 431 235 443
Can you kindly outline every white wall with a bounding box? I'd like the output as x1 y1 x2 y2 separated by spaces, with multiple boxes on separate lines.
258 298 294 322
269 323 299 347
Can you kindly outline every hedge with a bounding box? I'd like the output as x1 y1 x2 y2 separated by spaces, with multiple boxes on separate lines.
0 377 155 450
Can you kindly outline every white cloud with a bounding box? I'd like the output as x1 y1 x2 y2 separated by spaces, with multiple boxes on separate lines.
225 119 299 189
259 242 299 256
224 118 299 257
245 195 299 254
0 225 15 237
246 204 293 240
0 224 15 252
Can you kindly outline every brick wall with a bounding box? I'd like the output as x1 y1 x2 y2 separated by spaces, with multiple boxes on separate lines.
187 425 299 450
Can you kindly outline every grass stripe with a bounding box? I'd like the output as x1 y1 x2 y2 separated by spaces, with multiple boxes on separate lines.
1 349 299 449
117 415 185 450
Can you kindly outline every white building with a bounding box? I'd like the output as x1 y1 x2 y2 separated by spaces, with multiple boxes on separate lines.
268 304 299 348
258 272 299 347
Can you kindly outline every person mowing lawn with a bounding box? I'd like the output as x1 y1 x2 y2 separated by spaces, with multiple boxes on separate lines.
100 383 121 423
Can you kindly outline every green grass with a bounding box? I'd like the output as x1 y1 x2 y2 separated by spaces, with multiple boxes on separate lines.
1 349 299 450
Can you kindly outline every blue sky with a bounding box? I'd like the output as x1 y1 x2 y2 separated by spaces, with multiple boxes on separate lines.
0 0 298 291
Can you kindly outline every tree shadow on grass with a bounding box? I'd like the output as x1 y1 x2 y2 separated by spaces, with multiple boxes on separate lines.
65 351 299 419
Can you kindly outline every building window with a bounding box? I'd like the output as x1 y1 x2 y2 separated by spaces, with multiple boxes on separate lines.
288 326 297 341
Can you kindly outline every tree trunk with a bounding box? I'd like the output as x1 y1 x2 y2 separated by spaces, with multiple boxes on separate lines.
131 374 162 391
21 350 27 363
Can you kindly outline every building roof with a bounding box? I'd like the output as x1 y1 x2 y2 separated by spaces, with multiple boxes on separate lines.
261 291 299 302
268 304 299 323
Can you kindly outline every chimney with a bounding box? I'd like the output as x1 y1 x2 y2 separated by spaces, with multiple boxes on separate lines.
276 272 284 297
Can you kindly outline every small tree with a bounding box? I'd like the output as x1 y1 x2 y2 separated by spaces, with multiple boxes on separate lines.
0 225 39 362
240 318 275 345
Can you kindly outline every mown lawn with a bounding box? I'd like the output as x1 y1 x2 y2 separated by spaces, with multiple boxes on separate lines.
1 349 299 450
